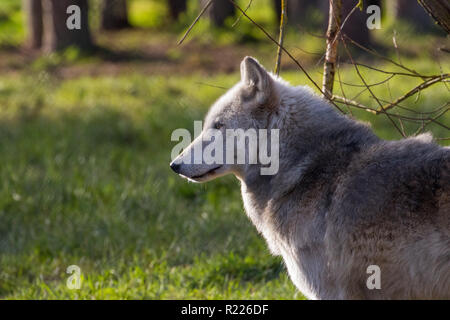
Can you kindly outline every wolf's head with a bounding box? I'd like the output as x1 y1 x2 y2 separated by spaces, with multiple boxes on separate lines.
170 56 283 183
169 56 348 183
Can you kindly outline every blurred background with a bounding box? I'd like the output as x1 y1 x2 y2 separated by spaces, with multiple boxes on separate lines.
0 0 448 299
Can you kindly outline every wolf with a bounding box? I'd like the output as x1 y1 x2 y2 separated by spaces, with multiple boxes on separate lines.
170 56 450 299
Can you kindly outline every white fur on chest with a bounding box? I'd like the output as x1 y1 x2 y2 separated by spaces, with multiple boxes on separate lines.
240 184 326 299
241 185 281 255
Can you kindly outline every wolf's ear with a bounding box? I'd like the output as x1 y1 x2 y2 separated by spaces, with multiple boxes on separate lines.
240 56 276 105
240 56 269 90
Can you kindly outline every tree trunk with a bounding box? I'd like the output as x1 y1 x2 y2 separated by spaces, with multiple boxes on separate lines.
322 0 341 98
418 0 450 34
42 0 93 52
23 0 43 49
101 0 129 30
201 0 235 27
320 0 371 47
168 0 187 21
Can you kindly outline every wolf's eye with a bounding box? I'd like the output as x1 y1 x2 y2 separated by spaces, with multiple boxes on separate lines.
213 121 223 130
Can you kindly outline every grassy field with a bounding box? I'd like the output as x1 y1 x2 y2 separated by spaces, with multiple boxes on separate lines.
0 0 448 299
0 73 302 299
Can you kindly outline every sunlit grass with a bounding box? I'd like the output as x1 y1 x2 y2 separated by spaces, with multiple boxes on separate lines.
0 0 448 300
0 61 448 299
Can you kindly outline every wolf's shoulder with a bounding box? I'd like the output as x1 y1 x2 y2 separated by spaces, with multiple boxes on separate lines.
330 135 449 225
349 134 448 176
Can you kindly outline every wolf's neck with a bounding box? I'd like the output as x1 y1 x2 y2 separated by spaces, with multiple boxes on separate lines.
240 85 381 299
243 88 379 218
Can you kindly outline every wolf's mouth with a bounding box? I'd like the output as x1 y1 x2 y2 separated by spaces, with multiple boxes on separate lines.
191 166 223 179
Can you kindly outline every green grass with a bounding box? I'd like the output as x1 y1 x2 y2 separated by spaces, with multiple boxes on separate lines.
0 0 23 47
0 72 302 299
0 61 448 299
0 0 448 300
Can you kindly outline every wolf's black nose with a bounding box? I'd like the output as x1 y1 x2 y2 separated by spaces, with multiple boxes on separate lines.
170 162 181 173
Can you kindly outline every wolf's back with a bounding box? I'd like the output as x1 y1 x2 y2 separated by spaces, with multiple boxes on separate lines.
328 140 450 299
334 138 449 224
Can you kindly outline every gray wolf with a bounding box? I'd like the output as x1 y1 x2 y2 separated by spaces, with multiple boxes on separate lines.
170 56 450 299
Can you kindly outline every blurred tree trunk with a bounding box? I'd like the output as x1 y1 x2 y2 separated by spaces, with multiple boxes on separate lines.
23 0 43 49
368 0 381 6
418 0 450 34
100 0 129 30
42 0 93 52
340 0 371 47
273 0 315 25
168 0 187 21
387 0 434 31
201 0 235 26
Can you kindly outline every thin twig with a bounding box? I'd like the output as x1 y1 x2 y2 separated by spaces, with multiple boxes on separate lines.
274 0 287 76
177 0 449 141
344 34 426 79
392 30 403 66
413 106 450 135
322 73 396 88
227 0 344 113
293 46 323 56
397 113 407 137
376 74 449 113
332 95 377 114
341 35 406 137
332 96 450 130
371 99 449 115
297 24 327 39
339 61 438 78
177 0 213 46
336 55 352 115
195 82 228 90
232 0 253 27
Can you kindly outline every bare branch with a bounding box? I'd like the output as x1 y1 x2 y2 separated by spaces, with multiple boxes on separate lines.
177 0 213 46
332 95 377 114
372 99 449 116
274 0 287 76
232 0 253 27
332 96 450 131
326 73 396 88
344 34 426 79
376 74 449 113
341 35 406 137
339 61 439 78
336 56 352 115
227 0 344 113
178 0 448 141
414 105 450 135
